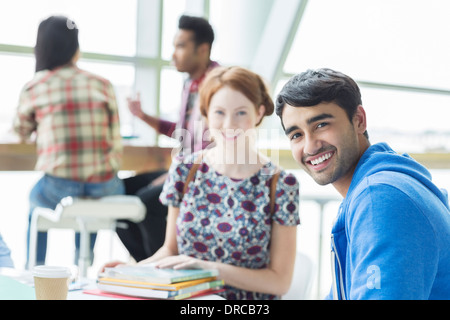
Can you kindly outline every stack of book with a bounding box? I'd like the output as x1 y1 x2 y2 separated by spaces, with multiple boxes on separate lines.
97 264 224 300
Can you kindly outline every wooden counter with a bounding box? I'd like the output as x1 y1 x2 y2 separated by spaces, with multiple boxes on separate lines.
0 143 449 172
0 143 173 173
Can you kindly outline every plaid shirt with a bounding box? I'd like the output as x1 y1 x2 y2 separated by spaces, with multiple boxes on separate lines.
13 64 122 182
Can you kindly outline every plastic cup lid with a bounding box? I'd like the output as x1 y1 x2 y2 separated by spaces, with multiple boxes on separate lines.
32 266 71 278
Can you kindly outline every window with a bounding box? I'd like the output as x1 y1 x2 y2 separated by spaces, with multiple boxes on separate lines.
361 87 450 153
0 0 137 56
158 67 185 147
280 0 450 153
0 54 34 139
0 0 137 140
162 0 187 60
284 0 450 89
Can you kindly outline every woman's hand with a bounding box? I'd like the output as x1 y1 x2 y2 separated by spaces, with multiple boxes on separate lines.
154 255 213 270
99 260 127 273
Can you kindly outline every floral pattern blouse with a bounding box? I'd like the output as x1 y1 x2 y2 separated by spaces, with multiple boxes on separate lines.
159 152 300 300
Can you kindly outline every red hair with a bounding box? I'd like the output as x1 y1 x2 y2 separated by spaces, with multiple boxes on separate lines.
199 66 274 126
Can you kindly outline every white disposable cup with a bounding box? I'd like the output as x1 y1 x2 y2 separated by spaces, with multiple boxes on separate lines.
32 266 72 300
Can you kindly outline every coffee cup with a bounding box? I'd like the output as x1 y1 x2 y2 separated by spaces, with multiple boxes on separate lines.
32 266 72 300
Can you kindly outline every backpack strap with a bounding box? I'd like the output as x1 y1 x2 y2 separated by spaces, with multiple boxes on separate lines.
269 170 280 216
182 153 204 196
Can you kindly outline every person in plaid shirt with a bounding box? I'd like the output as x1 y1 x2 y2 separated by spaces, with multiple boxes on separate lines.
13 16 124 267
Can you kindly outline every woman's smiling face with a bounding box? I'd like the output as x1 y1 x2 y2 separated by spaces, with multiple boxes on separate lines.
207 86 264 147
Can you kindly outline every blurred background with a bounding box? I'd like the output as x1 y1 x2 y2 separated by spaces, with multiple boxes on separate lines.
1 0 449 299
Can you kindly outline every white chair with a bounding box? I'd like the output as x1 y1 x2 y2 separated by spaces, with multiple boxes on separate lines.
283 252 315 300
28 195 146 277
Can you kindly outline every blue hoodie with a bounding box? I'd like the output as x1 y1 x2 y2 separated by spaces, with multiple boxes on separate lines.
329 143 450 300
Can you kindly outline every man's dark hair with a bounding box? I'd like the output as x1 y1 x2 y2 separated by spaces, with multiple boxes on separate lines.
34 15 79 72
178 15 214 49
275 68 368 138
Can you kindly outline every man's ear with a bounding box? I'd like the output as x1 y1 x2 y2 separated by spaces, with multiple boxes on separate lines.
353 105 367 135
197 43 210 57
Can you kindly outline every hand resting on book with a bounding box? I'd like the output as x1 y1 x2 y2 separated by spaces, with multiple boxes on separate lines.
152 254 214 270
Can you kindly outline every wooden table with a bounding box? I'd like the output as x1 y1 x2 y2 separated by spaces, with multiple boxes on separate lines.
0 143 173 173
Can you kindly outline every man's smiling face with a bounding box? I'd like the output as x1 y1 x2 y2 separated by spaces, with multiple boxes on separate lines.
281 101 365 192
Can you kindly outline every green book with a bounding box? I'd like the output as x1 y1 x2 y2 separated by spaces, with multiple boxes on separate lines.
104 264 219 284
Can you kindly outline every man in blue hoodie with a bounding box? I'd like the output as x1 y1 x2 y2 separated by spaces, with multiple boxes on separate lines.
275 68 450 300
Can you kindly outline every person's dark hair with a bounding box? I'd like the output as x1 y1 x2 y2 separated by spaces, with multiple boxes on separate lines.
34 15 79 72
178 15 214 49
275 68 368 139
